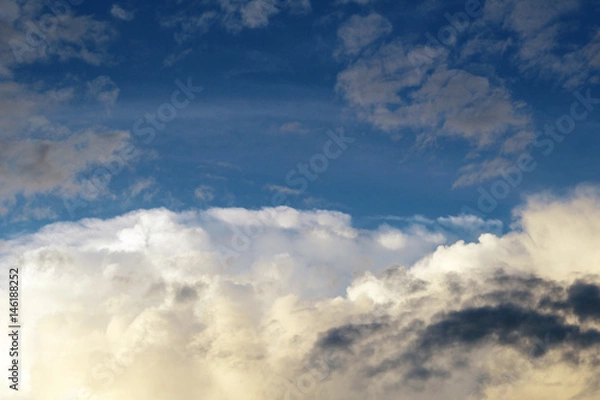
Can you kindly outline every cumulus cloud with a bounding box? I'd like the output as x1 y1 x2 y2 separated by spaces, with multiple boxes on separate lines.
1 187 599 399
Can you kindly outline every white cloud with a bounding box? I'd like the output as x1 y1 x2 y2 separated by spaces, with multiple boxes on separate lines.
265 184 302 195
334 21 533 186
162 48 192 67
464 0 598 88
110 4 135 21
1 188 599 399
0 81 74 140
194 185 215 202
161 0 311 41
337 13 392 56
4 10 116 67
124 178 158 203
376 228 408 250
336 46 530 148
278 121 309 134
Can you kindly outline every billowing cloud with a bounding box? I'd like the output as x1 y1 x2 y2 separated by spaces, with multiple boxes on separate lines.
1 186 599 399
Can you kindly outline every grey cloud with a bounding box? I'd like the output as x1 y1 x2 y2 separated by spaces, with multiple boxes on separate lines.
0 130 130 212
337 13 392 56
465 0 598 88
110 4 135 21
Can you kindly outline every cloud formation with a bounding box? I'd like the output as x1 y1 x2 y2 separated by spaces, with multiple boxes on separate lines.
160 0 312 43
110 4 135 21
0 0 126 218
1 186 599 399
466 0 600 88
336 13 392 56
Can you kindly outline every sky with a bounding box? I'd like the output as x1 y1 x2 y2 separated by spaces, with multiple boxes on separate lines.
0 0 600 399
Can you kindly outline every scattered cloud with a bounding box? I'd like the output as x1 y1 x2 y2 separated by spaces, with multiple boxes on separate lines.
465 0 599 88
336 13 392 56
125 178 158 202
194 185 215 202
110 4 135 21
163 48 192 67
278 121 309 134
0 130 131 214
86 76 120 115
265 184 302 195
160 0 312 42
3 7 116 68
336 47 530 148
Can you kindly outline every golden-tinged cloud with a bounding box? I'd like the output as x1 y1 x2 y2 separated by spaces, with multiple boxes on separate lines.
1 186 599 399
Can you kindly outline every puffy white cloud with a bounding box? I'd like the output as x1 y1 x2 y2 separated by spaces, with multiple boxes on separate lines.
1 187 600 399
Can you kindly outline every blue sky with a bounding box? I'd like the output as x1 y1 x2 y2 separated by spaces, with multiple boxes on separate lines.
1 0 600 237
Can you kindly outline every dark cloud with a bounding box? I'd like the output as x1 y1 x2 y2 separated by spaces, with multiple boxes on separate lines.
318 322 387 351
175 285 198 303
567 281 600 321
315 270 600 389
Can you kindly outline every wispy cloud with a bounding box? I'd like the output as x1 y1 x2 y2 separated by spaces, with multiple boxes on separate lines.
336 13 392 56
110 4 135 21
160 0 312 42
194 184 215 202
